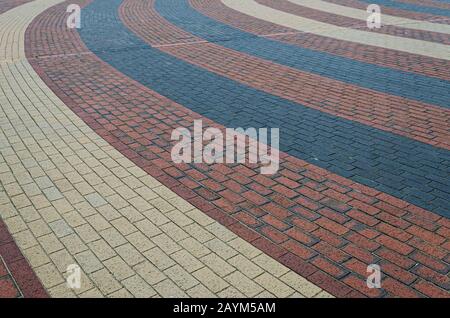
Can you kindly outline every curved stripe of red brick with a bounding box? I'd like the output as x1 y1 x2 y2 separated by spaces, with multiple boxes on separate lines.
0 0 32 14
0 219 47 298
399 0 450 10
120 0 450 150
190 0 450 82
27 0 450 298
322 0 450 23
256 0 450 45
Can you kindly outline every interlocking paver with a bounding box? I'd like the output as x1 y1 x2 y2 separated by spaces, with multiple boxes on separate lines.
0 0 448 299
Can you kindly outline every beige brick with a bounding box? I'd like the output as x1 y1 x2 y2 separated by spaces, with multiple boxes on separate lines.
228 254 263 279
120 206 144 223
141 208 169 226
13 230 38 250
35 263 65 289
28 218 52 237
171 250 204 273
23 245 51 267
75 223 101 243
90 269 121 295
60 233 88 254
126 231 155 253
164 265 199 290
109 288 133 298
152 233 181 255
254 273 294 297
217 286 245 298
38 233 64 254
85 214 110 231
75 250 103 274
88 239 116 261
224 271 263 297
160 222 189 242
111 217 137 236
49 219 74 238
184 223 214 243
280 271 323 298
253 254 290 278
193 267 228 293
116 243 145 266
201 253 235 277
48 283 77 298
97 204 121 221
134 261 166 285
134 219 161 238
204 239 238 260
38 205 60 222
104 256 134 281
185 209 215 227
154 279 187 298
18 206 40 222
143 247 175 270
179 237 211 258
99 227 126 247
62 210 86 228
122 275 157 298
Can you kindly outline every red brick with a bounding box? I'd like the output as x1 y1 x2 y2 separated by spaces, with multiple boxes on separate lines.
298 186 324 201
0 276 20 298
308 271 352 297
346 209 379 226
408 237 448 260
376 212 410 229
376 235 414 256
312 228 347 248
382 278 422 298
380 261 417 285
343 275 384 298
346 232 380 252
412 265 450 290
241 190 268 205
312 257 348 278
349 199 380 216
260 226 289 244
286 227 317 246
234 212 261 228
279 252 318 277
314 241 351 263
410 251 449 274
291 216 319 232
318 207 350 224
375 248 415 270
413 280 450 298
316 217 350 235
281 240 317 260
261 214 290 231
406 225 446 245
272 184 297 199
376 222 412 242
274 176 300 189
252 237 287 259
262 202 292 220
343 243 377 264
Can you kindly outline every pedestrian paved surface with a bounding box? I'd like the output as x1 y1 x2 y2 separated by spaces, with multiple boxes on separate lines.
0 0 449 298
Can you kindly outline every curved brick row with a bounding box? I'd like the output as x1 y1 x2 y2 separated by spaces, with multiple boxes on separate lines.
119 0 450 151
27 0 450 297
285 0 450 34
399 0 450 10
323 0 450 23
192 0 450 81
258 0 450 44
140 0 450 216
0 0 32 14
3 0 332 298
157 0 450 109
357 0 450 17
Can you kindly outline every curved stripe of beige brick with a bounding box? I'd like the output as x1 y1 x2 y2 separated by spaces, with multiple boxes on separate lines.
287 0 450 34
0 0 332 298
222 0 450 61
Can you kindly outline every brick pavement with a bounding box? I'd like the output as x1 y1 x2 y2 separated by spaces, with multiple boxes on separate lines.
1 0 330 298
0 0 449 298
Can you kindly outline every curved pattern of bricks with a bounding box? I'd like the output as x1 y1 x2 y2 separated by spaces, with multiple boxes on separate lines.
191 0 450 81
323 0 450 23
357 0 450 17
285 0 450 35
256 0 450 44
25 0 450 297
119 0 450 150
2 0 332 298
398 0 450 11
149 0 450 216
0 0 32 14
